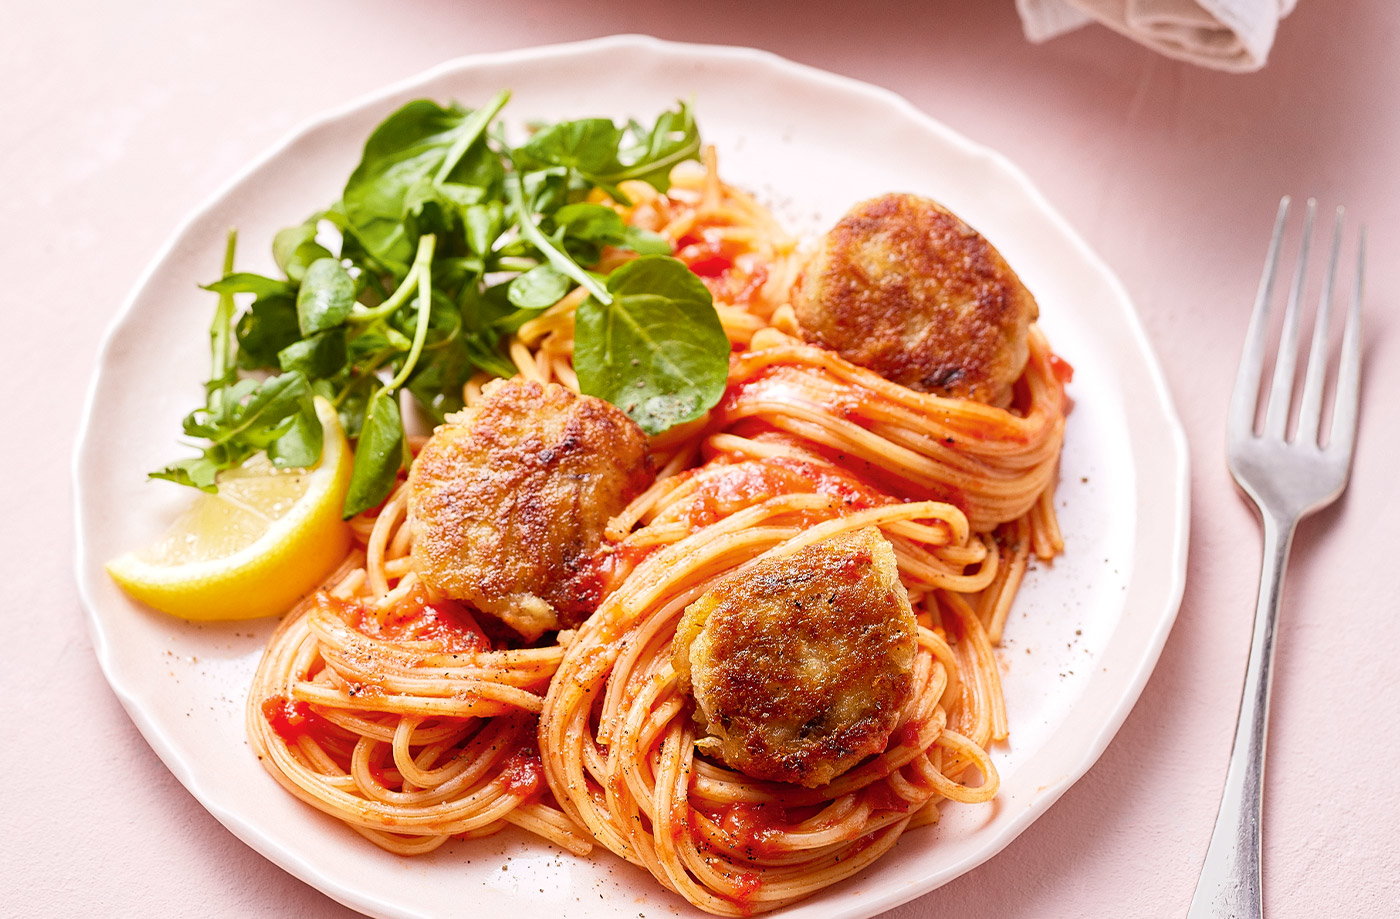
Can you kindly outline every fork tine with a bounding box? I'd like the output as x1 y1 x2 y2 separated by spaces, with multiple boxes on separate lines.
1230 197 1291 437
1263 199 1316 439
1328 226 1364 459
1296 207 1343 445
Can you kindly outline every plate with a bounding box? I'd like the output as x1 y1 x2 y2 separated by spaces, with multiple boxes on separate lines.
73 35 1189 919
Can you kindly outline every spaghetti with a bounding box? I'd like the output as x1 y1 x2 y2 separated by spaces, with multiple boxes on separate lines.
246 149 1069 914
537 337 1064 913
246 486 592 856
540 476 1012 914
532 160 1066 912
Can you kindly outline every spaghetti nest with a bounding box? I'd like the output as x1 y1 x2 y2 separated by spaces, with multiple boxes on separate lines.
246 154 1070 914
538 336 1064 914
246 485 591 856
541 484 1011 915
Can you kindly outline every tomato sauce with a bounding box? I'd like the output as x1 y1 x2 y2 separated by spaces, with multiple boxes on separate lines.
896 721 925 750
666 802 690 844
728 264 769 307
728 872 763 914
340 589 491 653
688 253 733 278
583 541 657 612
500 746 545 799
678 456 892 531
262 696 328 746
403 598 491 652
675 229 741 278
713 364 802 418
864 781 914 814
717 802 790 860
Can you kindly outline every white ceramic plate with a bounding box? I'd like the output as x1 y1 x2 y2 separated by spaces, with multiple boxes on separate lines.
73 36 1189 919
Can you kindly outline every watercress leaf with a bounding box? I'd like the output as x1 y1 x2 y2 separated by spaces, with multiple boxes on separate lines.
382 324 413 351
338 226 400 285
605 102 701 192
387 292 427 339
342 100 467 268
272 219 334 282
236 297 292 367
459 280 511 327
202 272 292 299
186 377 256 438
336 379 372 440
432 256 484 297
296 258 357 335
181 406 219 440
406 339 472 424
224 371 311 448
311 378 338 401
273 220 315 273
493 236 536 259
347 329 394 362
265 393 323 468
211 378 260 414
403 177 486 246
492 312 535 337
407 177 486 212
343 389 404 518
552 203 626 240
229 377 260 397
463 202 503 256
341 97 505 269
319 201 349 229
549 204 668 259
203 365 239 401
574 254 728 435
547 204 614 265
425 288 463 340
149 455 222 492
515 118 623 174
463 330 518 379
446 141 505 195
520 166 571 217
508 264 571 310
505 171 611 304
621 225 672 256
277 328 347 379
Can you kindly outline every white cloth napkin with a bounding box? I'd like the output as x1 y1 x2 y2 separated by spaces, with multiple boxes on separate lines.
1016 0 1297 72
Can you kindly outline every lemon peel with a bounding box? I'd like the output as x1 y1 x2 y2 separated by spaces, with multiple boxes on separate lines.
107 398 353 620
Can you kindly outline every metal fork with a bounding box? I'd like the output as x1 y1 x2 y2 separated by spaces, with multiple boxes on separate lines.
1187 197 1364 919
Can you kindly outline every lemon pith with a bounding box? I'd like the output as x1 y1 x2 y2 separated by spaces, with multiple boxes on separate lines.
106 398 354 621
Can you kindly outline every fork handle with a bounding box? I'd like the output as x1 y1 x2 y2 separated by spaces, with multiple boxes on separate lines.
1187 510 1297 919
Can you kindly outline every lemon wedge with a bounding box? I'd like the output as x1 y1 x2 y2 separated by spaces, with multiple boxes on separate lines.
107 398 354 620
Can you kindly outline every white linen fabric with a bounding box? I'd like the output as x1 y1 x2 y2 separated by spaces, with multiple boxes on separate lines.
1016 0 1298 72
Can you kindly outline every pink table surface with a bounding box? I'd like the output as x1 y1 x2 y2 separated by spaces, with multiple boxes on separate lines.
6 1 1398 916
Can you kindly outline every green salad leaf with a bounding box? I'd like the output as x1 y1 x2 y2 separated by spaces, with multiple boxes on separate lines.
153 94 724 517
271 217 333 282
574 255 729 435
295 258 357 335
343 388 405 518
341 93 508 270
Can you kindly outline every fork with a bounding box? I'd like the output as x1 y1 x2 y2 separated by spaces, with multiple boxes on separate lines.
1187 197 1363 919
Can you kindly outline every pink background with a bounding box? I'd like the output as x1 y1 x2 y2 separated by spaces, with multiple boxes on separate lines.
6 1 1398 916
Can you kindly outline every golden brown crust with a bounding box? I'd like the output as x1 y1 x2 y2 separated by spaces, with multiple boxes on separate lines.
407 379 652 640
673 527 917 787
794 192 1038 405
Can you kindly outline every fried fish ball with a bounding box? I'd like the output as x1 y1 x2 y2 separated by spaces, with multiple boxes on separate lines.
673 526 917 788
407 379 652 640
794 192 1038 405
